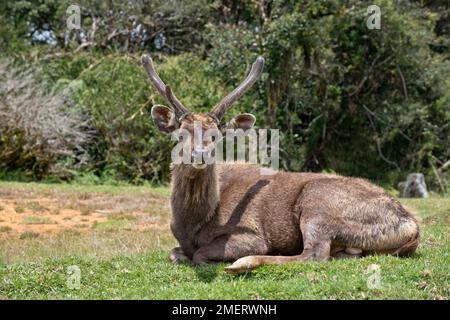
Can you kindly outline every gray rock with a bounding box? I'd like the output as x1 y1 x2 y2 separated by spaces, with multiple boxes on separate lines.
398 173 429 198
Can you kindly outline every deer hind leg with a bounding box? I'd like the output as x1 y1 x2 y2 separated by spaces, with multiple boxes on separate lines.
224 230 332 274
224 240 331 274
225 210 344 274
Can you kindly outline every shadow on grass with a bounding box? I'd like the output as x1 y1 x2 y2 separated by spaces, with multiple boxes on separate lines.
405 251 423 259
191 263 222 283
191 263 256 283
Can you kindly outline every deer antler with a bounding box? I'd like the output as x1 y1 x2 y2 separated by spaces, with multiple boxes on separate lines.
141 54 190 119
210 56 264 122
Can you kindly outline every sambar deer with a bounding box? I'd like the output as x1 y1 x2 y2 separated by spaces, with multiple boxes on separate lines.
142 54 420 274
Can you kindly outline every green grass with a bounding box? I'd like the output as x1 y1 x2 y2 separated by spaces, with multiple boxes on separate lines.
21 216 53 225
92 219 132 231
0 180 170 197
19 231 40 240
0 181 449 299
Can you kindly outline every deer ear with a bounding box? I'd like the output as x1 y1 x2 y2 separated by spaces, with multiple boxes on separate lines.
151 105 178 133
225 113 256 131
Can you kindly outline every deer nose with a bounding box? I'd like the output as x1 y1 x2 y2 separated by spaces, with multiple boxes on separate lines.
192 148 205 158
192 147 210 163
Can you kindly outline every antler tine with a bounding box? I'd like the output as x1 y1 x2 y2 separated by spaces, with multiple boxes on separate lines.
165 85 189 118
141 54 189 118
210 56 264 121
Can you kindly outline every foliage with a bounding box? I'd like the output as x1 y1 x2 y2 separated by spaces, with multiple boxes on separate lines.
0 60 91 178
0 0 214 54
0 0 449 188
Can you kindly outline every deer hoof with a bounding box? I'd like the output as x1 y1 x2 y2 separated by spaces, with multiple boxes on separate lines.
224 256 257 274
169 247 190 264
345 247 362 255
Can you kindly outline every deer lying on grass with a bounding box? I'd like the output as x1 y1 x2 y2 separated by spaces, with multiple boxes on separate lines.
142 54 420 274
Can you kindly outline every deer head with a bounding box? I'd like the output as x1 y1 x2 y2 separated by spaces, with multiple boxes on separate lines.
142 54 264 169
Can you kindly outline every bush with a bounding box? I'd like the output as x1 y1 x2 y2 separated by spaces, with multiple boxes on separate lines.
0 59 91 178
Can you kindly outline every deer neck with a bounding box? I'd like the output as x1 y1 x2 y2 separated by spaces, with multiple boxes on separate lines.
170 164 220 226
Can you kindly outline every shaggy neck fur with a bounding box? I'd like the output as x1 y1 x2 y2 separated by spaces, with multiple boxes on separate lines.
170 164 220 228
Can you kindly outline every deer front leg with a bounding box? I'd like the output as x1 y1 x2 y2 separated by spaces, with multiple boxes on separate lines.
192 233 269 265
169 247 191 264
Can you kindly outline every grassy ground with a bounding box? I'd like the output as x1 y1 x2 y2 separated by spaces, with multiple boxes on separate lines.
0 181 448 299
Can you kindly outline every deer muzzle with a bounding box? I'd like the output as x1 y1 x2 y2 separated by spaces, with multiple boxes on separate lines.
192 147 212 169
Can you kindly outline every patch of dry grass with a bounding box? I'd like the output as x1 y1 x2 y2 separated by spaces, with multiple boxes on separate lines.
21 216 54 225
0 226 12 233
0 181 173 264
26 201 48 212
14 207 25 214
0 181 171 236
18 231 40 240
